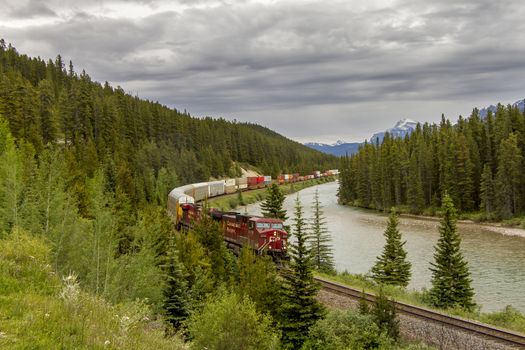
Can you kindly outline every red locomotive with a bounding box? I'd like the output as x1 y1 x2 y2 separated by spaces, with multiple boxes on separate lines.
167 171 339 258
176 202 288 258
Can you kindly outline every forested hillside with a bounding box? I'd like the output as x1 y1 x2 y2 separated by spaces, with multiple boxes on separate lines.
339 106 525 221
0 40 336 212
0 41 339 348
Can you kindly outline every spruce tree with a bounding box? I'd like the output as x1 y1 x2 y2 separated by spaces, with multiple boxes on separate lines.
479 164 495 217
495 133 523 219
163 236 190 331
429 194 475 310
309 189 335 274
261 183 287 221
280 195 324 349
371 208 411 287
407 152 425 214
371 289 399 340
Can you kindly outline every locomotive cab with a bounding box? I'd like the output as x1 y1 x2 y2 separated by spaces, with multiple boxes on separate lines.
249 217 288 255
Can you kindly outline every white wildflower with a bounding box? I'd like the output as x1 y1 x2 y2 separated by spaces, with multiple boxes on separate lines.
104 340 111 346
59 274 80 303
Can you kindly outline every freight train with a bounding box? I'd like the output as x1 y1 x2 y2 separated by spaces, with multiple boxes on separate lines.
167 170 338 257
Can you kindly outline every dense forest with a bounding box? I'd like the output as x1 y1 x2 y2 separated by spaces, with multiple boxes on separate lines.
338 104 525 221
0 39 336 212
0 41 342 349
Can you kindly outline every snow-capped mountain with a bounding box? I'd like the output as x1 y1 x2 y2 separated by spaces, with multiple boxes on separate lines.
369 118 418 144
304 141 361 156
479 98 525 118
305 118 419 156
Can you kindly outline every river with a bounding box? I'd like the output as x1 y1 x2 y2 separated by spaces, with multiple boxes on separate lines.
244 181 525 313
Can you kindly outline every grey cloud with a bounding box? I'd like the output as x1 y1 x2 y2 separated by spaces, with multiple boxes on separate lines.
7 0 57 18
2 0 525 141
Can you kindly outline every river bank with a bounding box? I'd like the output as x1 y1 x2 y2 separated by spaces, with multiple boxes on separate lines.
340 202 525 238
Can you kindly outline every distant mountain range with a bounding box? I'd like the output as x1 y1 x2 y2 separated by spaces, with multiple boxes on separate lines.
304 140 362 157
369 118 418 144
479 98 525 118
306 98 525 156
304 118 418 156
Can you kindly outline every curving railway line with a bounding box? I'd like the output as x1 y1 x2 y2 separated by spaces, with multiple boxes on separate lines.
315 276 525 349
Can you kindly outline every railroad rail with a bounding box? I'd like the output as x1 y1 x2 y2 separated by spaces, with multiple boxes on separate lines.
315 276 525 349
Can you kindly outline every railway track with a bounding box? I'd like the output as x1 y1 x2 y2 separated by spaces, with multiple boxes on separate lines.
315 276 525 349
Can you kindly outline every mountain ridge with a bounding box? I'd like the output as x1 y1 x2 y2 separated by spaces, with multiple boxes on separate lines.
307 98 525 156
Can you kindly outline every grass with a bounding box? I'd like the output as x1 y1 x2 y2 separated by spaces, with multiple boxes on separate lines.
0 230 188 350
208 177 336 211
316 271 525 335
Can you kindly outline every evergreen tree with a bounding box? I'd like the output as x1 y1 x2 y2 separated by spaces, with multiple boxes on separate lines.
406 151 425 214
280 195 324 349
237 188 245 206
429 194 475 310
309 189 335 274
371 209 411 287
163 236 190 330
495 133 523 219
479 164 495 217
260 183 287 221
358 289 370 315
371 289 399 340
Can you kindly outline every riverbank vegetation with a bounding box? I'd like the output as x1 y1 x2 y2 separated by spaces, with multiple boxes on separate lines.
319 270 525 335
338 105 525 227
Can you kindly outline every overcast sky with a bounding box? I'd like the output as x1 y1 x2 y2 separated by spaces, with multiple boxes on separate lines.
2 0 525 143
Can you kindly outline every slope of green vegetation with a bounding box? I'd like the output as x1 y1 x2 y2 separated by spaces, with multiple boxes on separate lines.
339 108 525 224
0 40 336 212
0 231 188 350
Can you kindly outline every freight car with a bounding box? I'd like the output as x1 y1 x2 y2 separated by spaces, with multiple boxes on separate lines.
167 170 338 256
168 180 289 257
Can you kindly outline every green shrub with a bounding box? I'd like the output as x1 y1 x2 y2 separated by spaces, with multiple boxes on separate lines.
301 309 392 350
188 291 280 350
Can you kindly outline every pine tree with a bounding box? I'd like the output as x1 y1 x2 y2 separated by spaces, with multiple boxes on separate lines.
479 164 495 217
261 183 287 221
406 151 425 214
309 189 335 274
495 133 522 219
358 289 370 315
429 194 475 310
280 195 324 349
371 208 411 287
371 288 399 340
163 236 190 330
237 188 245 206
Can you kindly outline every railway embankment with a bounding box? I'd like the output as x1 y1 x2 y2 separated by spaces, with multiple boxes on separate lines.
316 276 525 350
207 176 336 211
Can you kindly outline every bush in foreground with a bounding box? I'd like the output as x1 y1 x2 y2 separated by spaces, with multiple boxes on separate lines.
188 291 280 350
